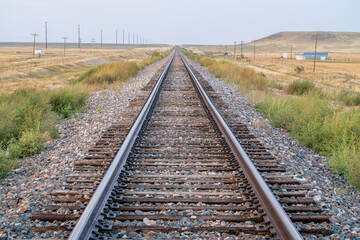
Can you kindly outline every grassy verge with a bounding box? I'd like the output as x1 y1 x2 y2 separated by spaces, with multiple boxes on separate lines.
0 86 87 177
255 94 360 188
182 48 360 188
0 49 172 178
182 49 270 91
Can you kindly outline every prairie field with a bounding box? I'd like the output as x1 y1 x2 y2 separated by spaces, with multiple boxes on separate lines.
0 43 170 93
185 44 360 92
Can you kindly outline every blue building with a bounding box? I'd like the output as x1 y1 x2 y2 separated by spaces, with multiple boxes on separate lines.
296 52 328 60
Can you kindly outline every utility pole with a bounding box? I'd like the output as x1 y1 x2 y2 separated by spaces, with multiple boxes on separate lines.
100 30 103 48
128 32 130 44
233 41 237 59
78 25 81 48
62 37 68 56
137 34 139 44
31 33 39 57
45 22 48 49
253 40 256 60
313 33 318 72
116 29 118 46
240 41 243 58
79 38 82 52
91 38 96 55
123 29 125 45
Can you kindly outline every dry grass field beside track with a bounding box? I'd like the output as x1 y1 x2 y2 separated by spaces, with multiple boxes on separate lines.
0 44 170 93
185 45 360 92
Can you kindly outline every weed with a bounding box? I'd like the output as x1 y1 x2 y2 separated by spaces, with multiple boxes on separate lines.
79 62 138 85
0 151 17 178
255 94 360 188
285 80 315 95
295 66 304 74
97 105 102 114
49 86 87 118
338 90 360 106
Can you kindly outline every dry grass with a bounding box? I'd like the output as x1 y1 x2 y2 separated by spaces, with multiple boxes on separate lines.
0 45 170 94
185 45 360 92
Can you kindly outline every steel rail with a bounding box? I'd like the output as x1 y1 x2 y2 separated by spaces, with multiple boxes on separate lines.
179 51 303 240
68 50 175 240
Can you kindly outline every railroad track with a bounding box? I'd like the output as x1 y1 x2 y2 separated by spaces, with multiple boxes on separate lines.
32 48 332 239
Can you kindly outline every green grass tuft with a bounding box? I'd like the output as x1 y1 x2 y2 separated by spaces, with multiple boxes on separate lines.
285 80 315 95
49 86 88 118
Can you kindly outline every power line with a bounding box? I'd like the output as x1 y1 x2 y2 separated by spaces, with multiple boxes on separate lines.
45 22 48 49
91 38 96 55
253 40 256 60
100 30 103 48
116 29 118 46
62 37 68 56
78 25 81 49
31 33 39 57
233 41 237 59
313 33 318 72
240 41 243 58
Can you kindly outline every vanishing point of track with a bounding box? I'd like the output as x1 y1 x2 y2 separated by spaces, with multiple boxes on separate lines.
32 48 331 239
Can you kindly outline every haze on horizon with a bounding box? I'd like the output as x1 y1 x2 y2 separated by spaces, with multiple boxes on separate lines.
0 0 359 45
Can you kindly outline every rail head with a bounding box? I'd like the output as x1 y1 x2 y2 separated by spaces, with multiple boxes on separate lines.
68 50 175 240
179 51 303 240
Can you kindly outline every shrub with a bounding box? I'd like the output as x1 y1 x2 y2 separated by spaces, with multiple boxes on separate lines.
285 80 315 95
80 62 138 85
199 57 215 67
0 151 17 178
49 86 87 118
8 130 44 159
338 90 360 106
151 51 160 58
0 89 58 149
295 66 304 74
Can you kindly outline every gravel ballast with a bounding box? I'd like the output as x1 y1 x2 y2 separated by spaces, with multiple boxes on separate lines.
186 57 360 240
0 55 170 239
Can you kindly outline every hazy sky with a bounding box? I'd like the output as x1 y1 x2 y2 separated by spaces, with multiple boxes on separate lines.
0 0 359 45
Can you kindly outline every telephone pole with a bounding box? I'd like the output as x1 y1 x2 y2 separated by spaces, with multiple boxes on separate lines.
31 33 39 57
91 38 96 55
116 29 118 46
123 29 125 45
313 33 318 72
78 25 81 49
233 41 237 59
62 37 68 56
128 32 130 44
100 30 103 48
253 40 256 60
45 22 48 49
240 41 243 58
